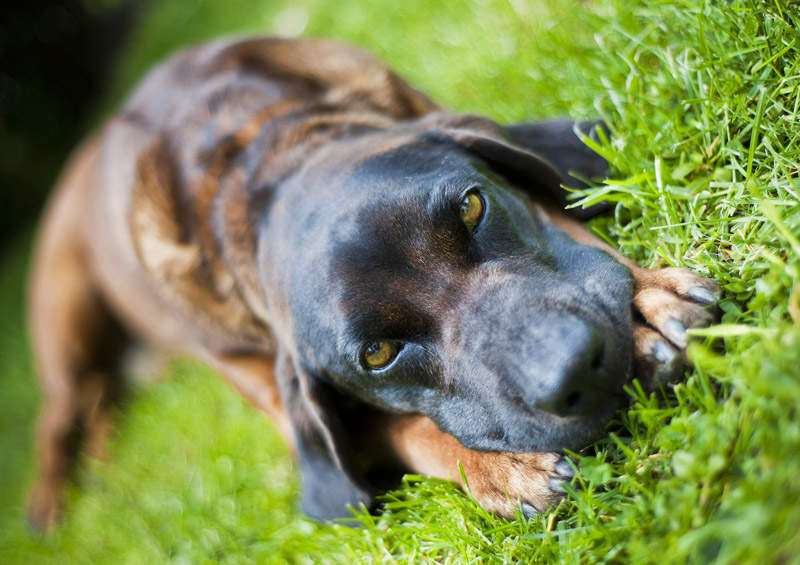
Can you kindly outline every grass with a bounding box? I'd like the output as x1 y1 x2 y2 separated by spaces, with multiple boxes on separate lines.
1 0 799 562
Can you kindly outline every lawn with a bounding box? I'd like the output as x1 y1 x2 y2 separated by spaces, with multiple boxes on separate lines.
1 0 799 563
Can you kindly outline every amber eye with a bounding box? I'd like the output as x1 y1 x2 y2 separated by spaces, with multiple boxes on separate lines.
459 190 485 231
361 340 399 370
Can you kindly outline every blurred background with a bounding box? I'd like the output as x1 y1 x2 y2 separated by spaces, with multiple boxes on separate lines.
1 0 140 252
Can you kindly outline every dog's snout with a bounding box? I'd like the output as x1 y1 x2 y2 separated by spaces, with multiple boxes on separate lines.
530 321 606 418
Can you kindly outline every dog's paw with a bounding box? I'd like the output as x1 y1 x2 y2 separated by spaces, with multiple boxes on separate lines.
27 480 62 533
461 451 573 519
631 267 720 388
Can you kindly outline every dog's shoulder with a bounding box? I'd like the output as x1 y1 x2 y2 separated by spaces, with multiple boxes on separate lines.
118 36 437 141
91 37 438 354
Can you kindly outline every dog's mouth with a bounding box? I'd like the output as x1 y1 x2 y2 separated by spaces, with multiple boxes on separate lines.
432 375 629 454
501 378 625 420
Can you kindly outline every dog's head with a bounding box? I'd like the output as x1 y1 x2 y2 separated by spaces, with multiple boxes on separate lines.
257 113 634 519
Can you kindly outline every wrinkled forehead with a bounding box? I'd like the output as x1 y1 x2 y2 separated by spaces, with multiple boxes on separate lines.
325 143 490 336
285 135 491 245
280 138 485 346
335 134 490 204
329 137 492 254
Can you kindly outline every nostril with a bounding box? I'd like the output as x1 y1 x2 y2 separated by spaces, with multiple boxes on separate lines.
564 391 582 412
527 319 607 418
591 344 605 371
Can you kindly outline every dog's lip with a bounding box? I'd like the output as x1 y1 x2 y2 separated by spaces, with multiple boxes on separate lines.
446 386 625 453
501 380 625 420
523 409 621 452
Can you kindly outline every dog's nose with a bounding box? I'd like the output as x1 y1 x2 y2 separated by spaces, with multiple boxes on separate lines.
531 321 606 418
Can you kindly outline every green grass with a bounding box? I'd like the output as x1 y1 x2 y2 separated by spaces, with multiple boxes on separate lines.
2 0 799 562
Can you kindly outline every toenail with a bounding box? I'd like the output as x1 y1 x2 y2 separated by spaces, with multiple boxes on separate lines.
664 319 687 347
521 502 539 518
555 458 575 478
653 341 676 363
688 286 718 305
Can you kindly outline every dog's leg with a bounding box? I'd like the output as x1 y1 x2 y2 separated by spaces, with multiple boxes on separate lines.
376 413 571 519
541 205 720 387
27 137 129 531
27 235 128 532
200 352 294 450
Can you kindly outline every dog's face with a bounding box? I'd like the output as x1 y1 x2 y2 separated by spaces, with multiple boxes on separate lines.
257 115 634 517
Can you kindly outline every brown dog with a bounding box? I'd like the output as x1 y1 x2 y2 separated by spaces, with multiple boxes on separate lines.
27 36 718 530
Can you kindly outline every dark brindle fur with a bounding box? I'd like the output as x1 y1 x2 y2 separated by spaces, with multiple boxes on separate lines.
27 36 718 529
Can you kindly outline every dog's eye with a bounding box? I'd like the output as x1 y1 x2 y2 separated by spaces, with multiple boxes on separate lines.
459 190 485 231
361 340 400 370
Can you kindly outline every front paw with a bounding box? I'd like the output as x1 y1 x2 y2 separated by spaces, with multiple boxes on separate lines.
631 267 720 389
28 478 63 533
460 451 573 519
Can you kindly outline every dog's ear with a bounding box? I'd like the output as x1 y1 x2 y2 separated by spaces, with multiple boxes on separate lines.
274 350 373 521
504 118 610 192
428 115 610 219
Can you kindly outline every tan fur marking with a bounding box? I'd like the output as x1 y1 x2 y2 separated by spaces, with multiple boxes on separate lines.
130 138 270 348
381 414 563 518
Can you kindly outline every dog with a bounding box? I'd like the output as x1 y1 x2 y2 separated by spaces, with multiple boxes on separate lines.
27 36 719 530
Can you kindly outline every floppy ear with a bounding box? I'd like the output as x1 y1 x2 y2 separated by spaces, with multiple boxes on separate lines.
429 115 610 219
505 119 610 191
274 350 373 521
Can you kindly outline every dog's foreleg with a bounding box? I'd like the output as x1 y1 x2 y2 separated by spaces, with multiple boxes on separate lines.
378 413 573 519
200 352 294 450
